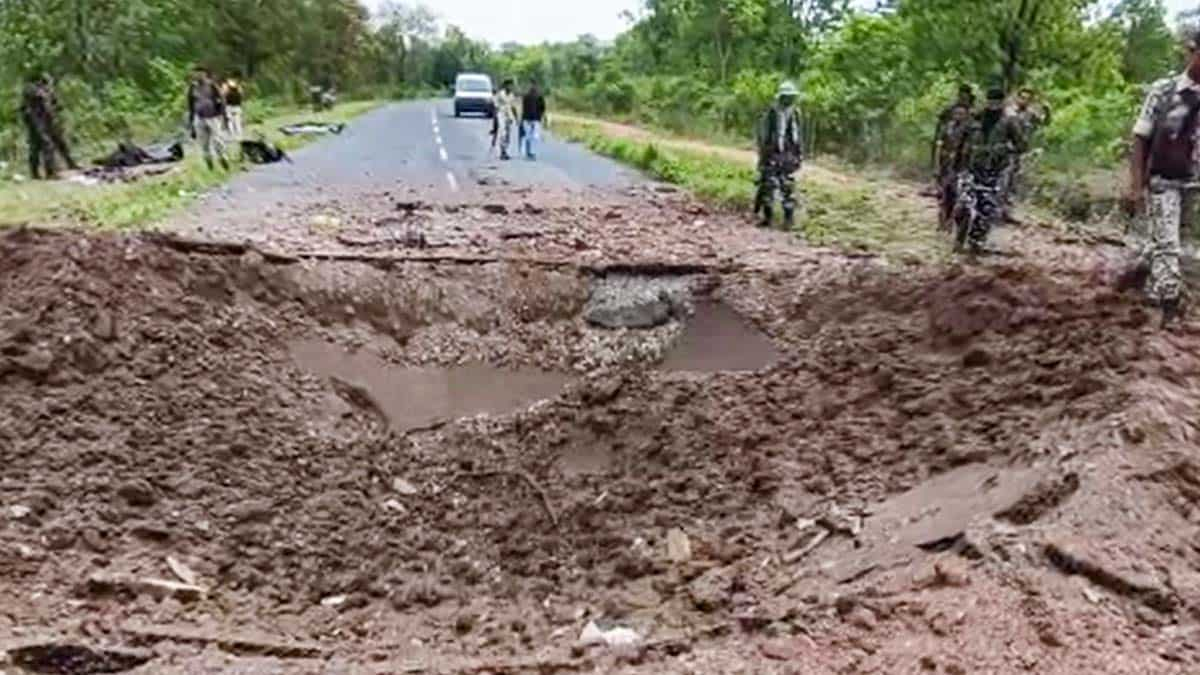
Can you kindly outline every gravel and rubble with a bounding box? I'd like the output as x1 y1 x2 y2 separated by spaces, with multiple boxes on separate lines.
2 178 1200 674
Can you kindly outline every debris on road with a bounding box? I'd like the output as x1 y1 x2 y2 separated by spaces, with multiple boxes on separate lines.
667 528 692 563
5 640 154 675
280 122 346 136
166 556 199 586
578 621 642 648
87 573 207 602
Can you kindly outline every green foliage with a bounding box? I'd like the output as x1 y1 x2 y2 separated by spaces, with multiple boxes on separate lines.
525 0 1186 219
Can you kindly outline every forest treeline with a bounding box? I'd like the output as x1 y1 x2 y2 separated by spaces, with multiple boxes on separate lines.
2 0 1196 198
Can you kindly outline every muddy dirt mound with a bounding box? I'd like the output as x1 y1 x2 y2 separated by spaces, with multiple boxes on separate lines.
2 230 1198 674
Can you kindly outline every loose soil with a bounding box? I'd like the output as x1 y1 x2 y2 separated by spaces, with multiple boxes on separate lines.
2 177 1200 674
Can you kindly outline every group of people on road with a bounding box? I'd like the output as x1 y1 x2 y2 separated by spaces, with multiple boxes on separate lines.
186 65 248 170
932 84 1046 253
491 79 546 161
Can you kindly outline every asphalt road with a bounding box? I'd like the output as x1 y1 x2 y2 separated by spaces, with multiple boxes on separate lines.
173 99 643 238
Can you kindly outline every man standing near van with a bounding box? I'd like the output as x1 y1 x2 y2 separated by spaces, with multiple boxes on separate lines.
521 80 546 160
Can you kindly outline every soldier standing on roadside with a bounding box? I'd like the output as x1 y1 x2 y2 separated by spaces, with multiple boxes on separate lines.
1123 29 1200 325
1000 87 1051 221
755 80 804 229
494 79 519 161
933 84 976 181
21 73 79 179
222 70 246 142
187 65 230 171
958 88 1026 254
935 102 973 230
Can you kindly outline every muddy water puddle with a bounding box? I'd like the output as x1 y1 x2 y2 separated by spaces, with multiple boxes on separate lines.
662 300 781 372
291 340 569 431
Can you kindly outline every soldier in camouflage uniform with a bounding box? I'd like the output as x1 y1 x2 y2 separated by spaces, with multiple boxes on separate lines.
933 84 976 178
755 80 803 229
1000 87 1050 220
1124 30 1200 325
21 73 79 179
957 88 1026 254
935 102 973 229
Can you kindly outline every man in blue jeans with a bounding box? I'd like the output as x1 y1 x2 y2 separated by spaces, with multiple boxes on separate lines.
521 80 546 160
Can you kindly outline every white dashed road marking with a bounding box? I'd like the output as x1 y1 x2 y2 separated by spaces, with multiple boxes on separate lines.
438 147 448 162
446 171 459 192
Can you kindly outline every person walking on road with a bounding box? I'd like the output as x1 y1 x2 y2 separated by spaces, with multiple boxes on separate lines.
754 80 804 229
21 73 79 179
521 80 547 160
222 70 246 142
187 65 230 170
1123 29 1200 325
494 79 519 161
957 87 1026 255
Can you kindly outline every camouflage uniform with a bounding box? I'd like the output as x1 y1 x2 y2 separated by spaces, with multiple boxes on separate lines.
959 110 1026 252
1130 74 1200 309
756 99 803 226
1000 103 1048 207
935 110 972 226
494 88 519 160
21 78 77 179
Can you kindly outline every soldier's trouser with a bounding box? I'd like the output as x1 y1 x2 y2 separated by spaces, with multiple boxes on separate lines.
227 106 244 141
196 116 228 167
498 118 513 156
758 165 797 215
48 123 77 169
968 173 1002 251
26 125 55 178
1000 156 1021 205
1142 185 1184 304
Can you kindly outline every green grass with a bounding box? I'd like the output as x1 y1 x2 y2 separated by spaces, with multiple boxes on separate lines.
553 117 944 260
0 99 382 230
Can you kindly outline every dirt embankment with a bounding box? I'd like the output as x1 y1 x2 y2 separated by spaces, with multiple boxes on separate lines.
1 219 1199 674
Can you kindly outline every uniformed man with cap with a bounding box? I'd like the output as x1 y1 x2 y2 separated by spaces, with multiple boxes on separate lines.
755 80 804 229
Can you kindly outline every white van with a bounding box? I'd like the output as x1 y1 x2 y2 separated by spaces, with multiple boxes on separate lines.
454 73 495 118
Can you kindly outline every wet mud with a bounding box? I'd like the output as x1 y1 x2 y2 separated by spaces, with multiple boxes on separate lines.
290 339 569 431
1 215 1199 674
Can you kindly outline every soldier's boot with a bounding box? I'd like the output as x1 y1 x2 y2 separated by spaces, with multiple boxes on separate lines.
758 205 773 229
1115 261 1150 293
783 207 795 229
1161 295 1186 328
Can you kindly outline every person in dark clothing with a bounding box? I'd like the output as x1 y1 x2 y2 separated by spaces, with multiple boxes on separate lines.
21 74 78 179
521 81 547 160
187 66 230 170
933 84 976 185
